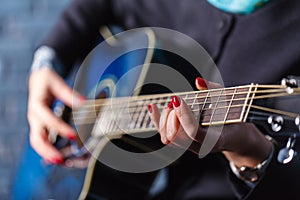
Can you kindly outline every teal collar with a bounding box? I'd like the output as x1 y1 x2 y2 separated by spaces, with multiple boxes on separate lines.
207 0 273 14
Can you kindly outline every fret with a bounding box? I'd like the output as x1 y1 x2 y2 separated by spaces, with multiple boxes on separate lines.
103 108 116 135
110 120 119 134
142 114 152 129
208 88 224 125
92 105 110 137
163 96 171 108
138 99 150 129
116 104 130 132
145 97 157 129
183 94 188 101
243 84 256 122
183 93 201 119
191 92 198 110
127 100 138 129
200 90 210 115
223 88 236 124
117 103 130 131
119 99 130 130
183 93 195 107
143 98 155 129
110 103 121 133
238 85 253 123
131 99 144 129
106 112 115 134
199 86 253 125
106 100 123 134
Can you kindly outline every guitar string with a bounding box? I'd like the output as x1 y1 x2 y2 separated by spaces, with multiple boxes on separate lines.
71 99 300 129
74 102 300 140
68 86 300 132
72 87 300 111
71 88 300 120
72 99 258 119
71 104 299 134
71 88 299 156
247 110 298 120
75 86 291 107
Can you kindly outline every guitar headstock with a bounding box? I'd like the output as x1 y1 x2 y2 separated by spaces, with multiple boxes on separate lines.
249 76 300 164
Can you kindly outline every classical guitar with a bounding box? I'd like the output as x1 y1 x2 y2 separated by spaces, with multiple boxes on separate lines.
13 27 300 200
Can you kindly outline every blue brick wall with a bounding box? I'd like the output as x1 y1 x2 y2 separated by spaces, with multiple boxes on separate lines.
0 0 71 199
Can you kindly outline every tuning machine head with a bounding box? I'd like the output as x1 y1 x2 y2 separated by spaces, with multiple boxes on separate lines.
281 78 298 94
277 116 300 164
268 115 284 132
277 134 297 164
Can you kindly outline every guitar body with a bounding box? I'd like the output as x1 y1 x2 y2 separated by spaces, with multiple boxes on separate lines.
13 27 159 200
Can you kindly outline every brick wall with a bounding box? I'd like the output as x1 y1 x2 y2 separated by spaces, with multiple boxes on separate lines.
0 0 70 199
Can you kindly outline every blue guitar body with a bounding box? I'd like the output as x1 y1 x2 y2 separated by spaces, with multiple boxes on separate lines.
13 27 157 200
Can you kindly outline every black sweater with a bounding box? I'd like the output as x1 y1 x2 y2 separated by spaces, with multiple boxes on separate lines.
40 0 300 199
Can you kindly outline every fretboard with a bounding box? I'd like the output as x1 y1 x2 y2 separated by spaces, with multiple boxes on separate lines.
74 84 258 138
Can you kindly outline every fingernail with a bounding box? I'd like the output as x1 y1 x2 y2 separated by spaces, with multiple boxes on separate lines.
161 137 167 144
68 134 77 140
74 95 86 106
79 95 86 102
167 101 173 109
172 96 180 107
56 157 64 164
196 77 207 89
147 104 152 113
50 157 64 165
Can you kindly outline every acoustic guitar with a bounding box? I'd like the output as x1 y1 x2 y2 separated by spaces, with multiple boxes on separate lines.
13 27 300 200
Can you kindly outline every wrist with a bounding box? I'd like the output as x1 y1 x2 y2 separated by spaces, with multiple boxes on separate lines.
30 46 65 76
223 134 273 168
229 143 274 183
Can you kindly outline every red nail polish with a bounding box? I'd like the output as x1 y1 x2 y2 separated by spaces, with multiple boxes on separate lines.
172 96 180 107
196 77 207 89
147 104 152 113
168 102 173 109
68 134 77 140
79 95 86 102
51 157 64 165
74 95 86 107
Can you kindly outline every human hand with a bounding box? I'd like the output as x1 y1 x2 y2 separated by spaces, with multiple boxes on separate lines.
148 78 273 168
27 68 86 166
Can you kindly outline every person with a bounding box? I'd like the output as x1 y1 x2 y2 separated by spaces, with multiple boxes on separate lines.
15 0 300 199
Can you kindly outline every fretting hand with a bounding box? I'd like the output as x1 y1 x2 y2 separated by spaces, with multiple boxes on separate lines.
148 77 273 168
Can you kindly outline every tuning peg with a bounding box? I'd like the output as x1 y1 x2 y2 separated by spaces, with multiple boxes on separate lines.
268 115 284 132
277 134 297 164
281 78 298 94
281 78 298 87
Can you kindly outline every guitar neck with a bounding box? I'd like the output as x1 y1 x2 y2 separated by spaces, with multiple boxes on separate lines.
72 83 300 138
76 84 261 137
